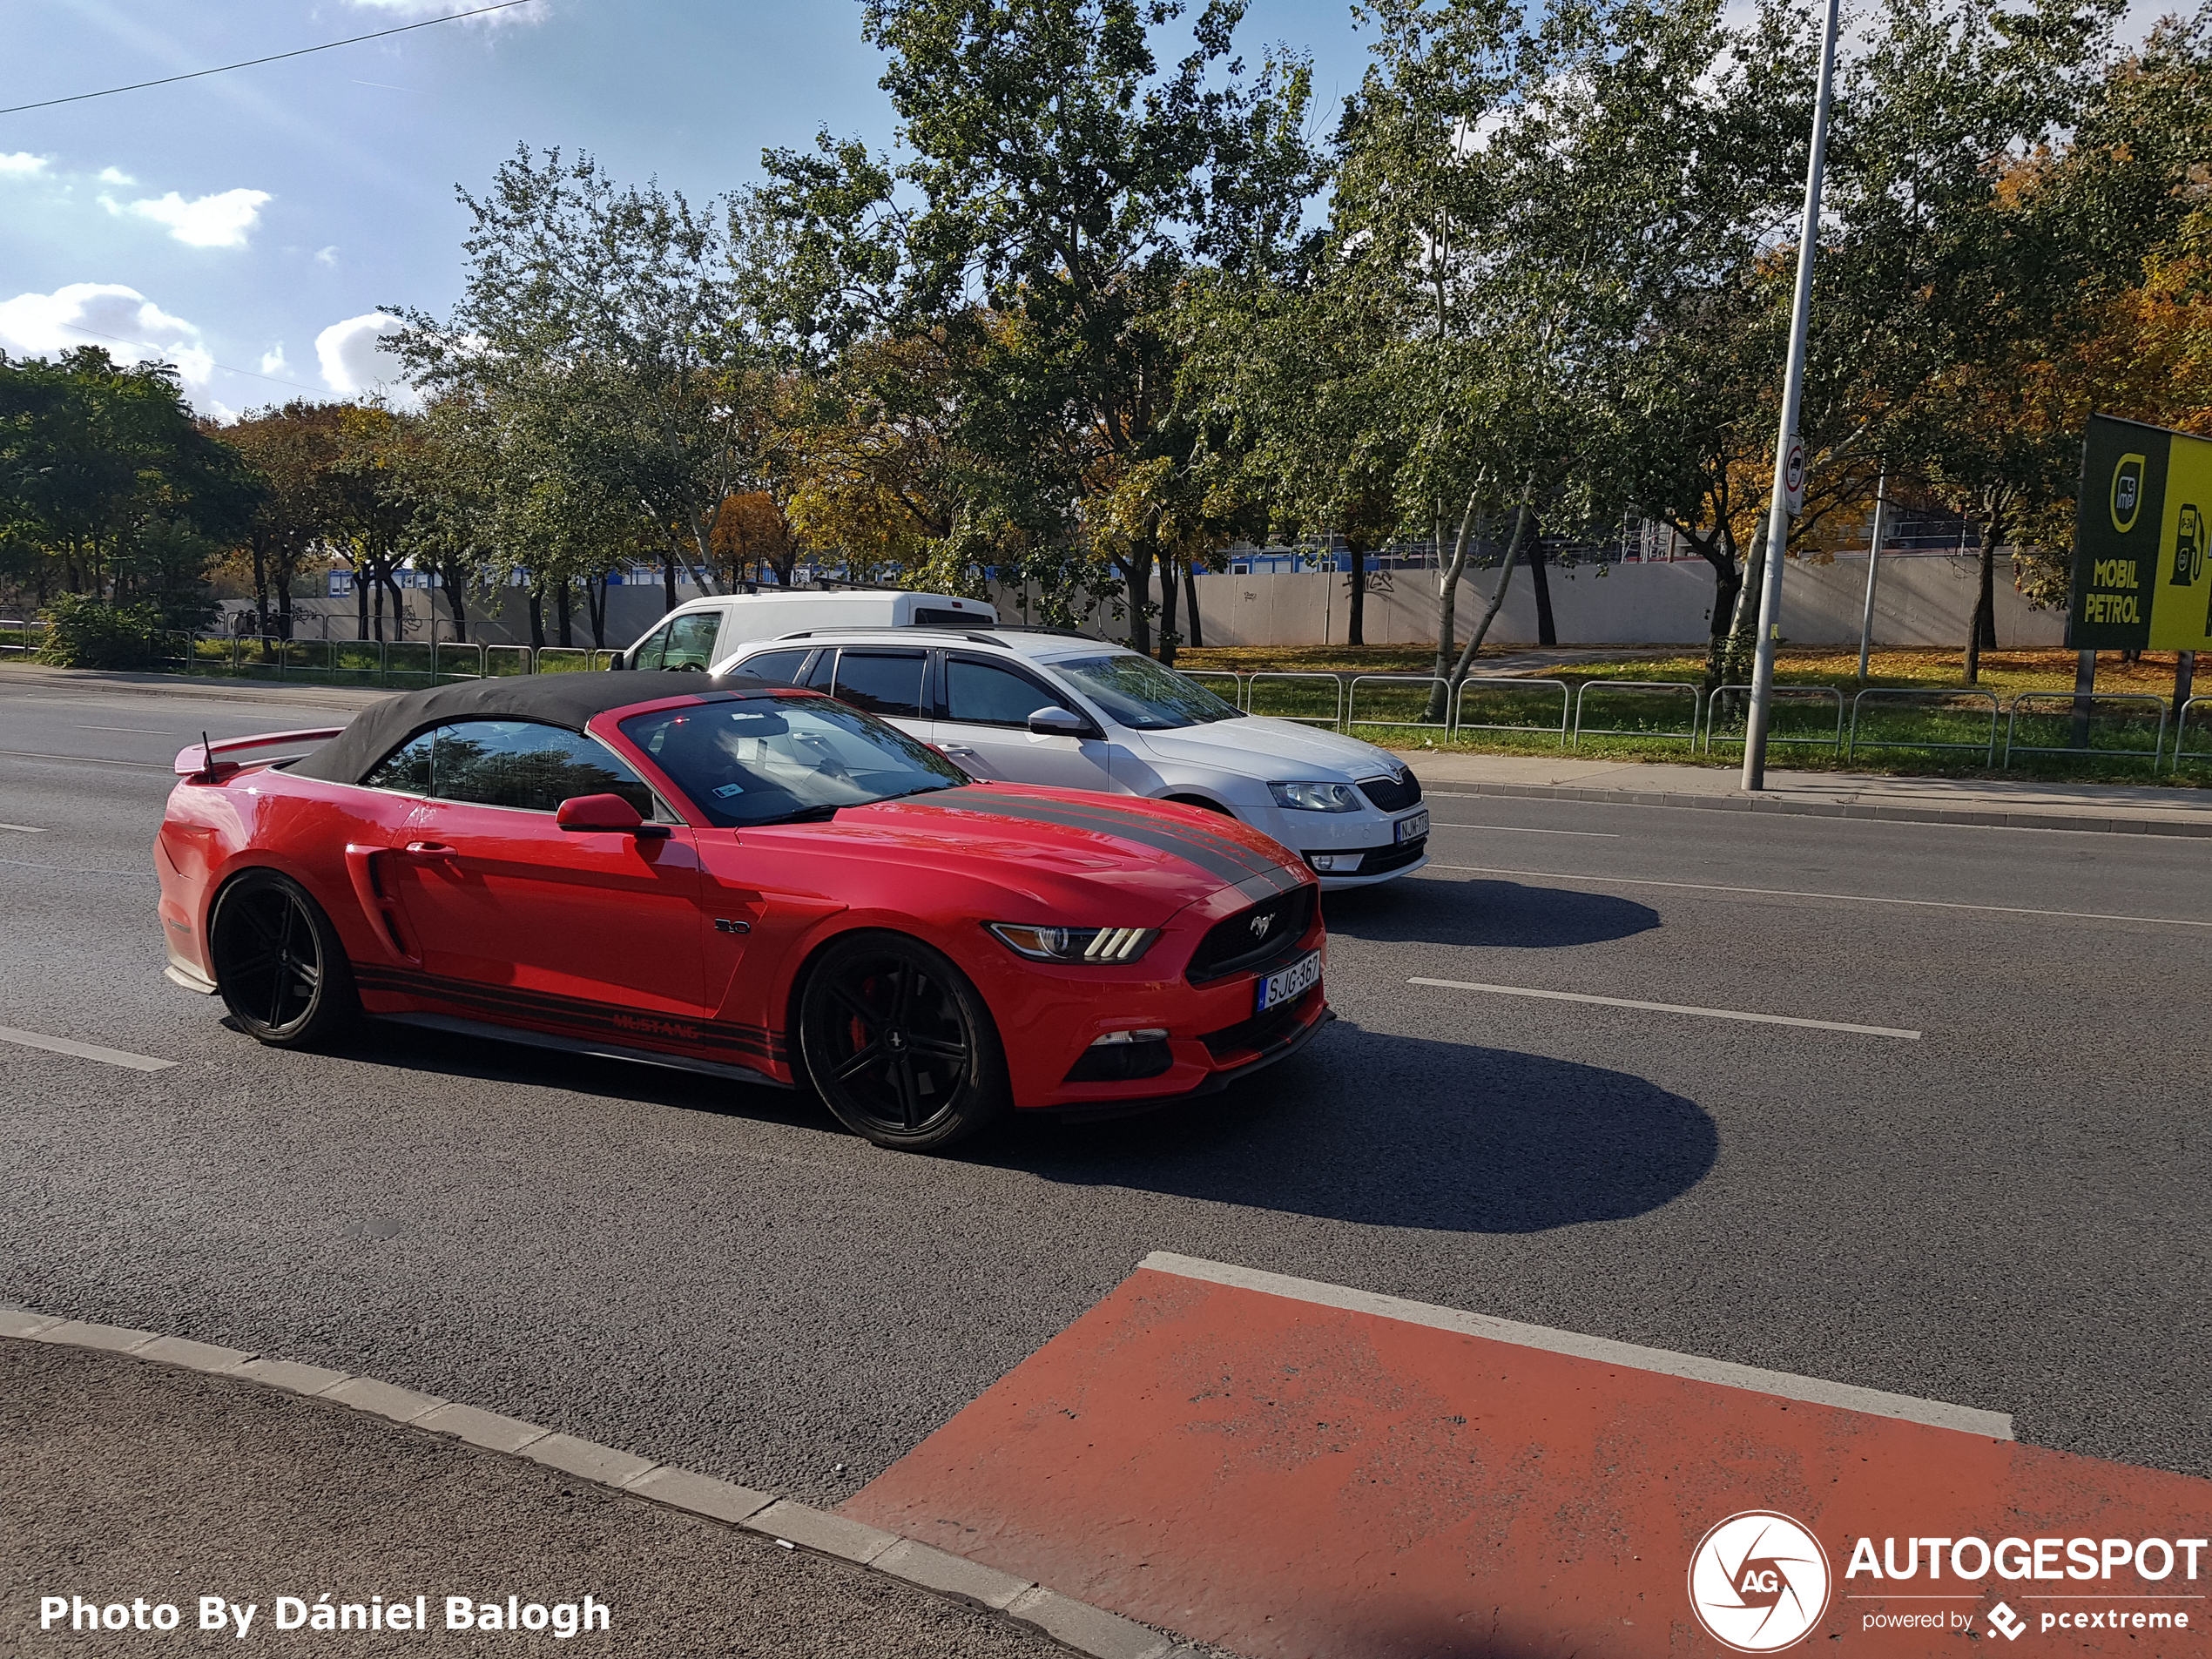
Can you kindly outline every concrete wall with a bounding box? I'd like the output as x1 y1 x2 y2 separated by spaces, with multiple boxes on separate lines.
225 550 2065 654
1176 551 2067 651
219 582 701 650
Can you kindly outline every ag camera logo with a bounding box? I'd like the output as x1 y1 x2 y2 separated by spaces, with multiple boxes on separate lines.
1688 1511 1833 1652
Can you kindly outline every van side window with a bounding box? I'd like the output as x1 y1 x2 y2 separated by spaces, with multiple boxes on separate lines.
662 611 722 671
629 621 672 671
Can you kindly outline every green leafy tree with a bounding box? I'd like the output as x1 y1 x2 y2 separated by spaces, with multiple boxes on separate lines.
752 0 1322 651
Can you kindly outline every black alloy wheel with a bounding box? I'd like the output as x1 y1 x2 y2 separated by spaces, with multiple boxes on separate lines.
208 870 359 1048
797 932 1010 1151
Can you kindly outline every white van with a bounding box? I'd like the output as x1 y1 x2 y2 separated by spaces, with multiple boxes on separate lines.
615 590 998 671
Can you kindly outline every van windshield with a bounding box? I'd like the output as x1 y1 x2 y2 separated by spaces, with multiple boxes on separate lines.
1049 654 1243 731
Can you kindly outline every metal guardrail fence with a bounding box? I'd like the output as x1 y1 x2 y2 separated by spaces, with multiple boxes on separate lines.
1572 680 1703 749
1244 671 1345 729
9 621 2207 770
1702 684 1844 753
2004 691 2167 772
3 624 618 685
2173 697 2212 774
1345 675 1453 736
1847 687 2000 765
1452 676 1571 745
1180 670 1244 709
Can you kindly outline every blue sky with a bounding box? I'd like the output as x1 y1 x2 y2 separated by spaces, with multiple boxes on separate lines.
0 0 1379 421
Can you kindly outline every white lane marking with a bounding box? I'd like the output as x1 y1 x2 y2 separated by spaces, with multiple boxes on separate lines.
1141 1251 2012 1440
74 725 174 734
1410 975 1922 1039
0 1026 178 1071
0 856 153 879
1428 822 1619 838
0 748 166 770
0 822 45 833
1428 863 2212 929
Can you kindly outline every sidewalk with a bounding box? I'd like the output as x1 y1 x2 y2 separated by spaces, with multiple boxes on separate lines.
0 1333 1190 1658
1393 747 2212 837
0 662 394 713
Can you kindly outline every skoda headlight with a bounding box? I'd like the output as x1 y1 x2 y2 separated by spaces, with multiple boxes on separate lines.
988 923 1158 964
1269 780 1364 813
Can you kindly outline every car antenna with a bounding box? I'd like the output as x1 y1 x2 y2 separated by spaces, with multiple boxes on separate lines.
202 730 214 772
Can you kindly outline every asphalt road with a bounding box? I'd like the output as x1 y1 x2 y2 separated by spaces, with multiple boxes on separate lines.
3 671 2208 1525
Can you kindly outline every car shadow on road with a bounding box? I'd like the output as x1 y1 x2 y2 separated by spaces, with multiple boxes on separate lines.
1322 877 1662 950
981 1018 1716 1233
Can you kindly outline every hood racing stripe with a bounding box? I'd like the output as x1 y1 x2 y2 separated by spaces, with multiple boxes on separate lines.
914 789 1303 894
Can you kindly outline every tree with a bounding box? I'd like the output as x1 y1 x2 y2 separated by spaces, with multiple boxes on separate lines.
219 401 351 639
753 0 1322 651
392 147 779 605
0 347 253 631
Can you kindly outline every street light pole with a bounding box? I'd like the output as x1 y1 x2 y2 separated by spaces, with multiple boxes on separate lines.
1743 0 1845 791
1857 465 1889 682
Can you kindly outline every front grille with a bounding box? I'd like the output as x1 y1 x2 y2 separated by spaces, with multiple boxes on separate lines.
1202 988 1320 1059
1186 886 1316 984
1357 768 1422 814
1359 835 1427 874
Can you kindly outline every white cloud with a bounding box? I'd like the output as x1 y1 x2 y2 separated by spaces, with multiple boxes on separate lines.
0 152 51 178
127 187 273 248
316 312 408 396
0 283 210 388
314 245 339 267
98 166 135 185
260 345 293 376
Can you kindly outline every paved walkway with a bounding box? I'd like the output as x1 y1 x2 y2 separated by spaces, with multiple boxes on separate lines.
0 1338 1124 1658
1393 748 2212 836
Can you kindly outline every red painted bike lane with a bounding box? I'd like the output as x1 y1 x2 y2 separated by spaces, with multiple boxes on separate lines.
844 1255 2210 1657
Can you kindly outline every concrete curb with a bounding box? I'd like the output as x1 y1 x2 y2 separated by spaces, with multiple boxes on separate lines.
1424 780 2212 837
0 1309 1195 1659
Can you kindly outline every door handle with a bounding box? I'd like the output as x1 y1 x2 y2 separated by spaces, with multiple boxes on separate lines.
402 840 458 860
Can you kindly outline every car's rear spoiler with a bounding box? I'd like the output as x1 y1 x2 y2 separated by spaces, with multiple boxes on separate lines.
173 728 346 781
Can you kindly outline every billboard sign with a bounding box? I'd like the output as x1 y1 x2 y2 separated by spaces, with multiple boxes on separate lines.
2070 413 2212 650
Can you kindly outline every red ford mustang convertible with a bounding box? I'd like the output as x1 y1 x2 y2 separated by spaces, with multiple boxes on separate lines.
155 672 1330 1149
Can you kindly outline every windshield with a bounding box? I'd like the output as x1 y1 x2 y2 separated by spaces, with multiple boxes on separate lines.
618 697 966 828
1048 653 1243 731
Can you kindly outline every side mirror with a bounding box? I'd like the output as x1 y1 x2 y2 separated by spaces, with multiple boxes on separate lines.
556 793 671 838
1027 705 1095 738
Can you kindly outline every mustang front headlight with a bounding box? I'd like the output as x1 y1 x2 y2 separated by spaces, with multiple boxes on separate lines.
987 923 1159 964
1269 780 1364 813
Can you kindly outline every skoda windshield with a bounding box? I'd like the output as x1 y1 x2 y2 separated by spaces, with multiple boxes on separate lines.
620 697 965 827
1048 653 1243 732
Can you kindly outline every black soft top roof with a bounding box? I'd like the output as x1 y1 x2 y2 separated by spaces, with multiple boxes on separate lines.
288 670 773 786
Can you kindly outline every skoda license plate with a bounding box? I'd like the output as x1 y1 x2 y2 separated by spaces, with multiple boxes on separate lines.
1395 808 1429 844
1257 948 1322 1015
